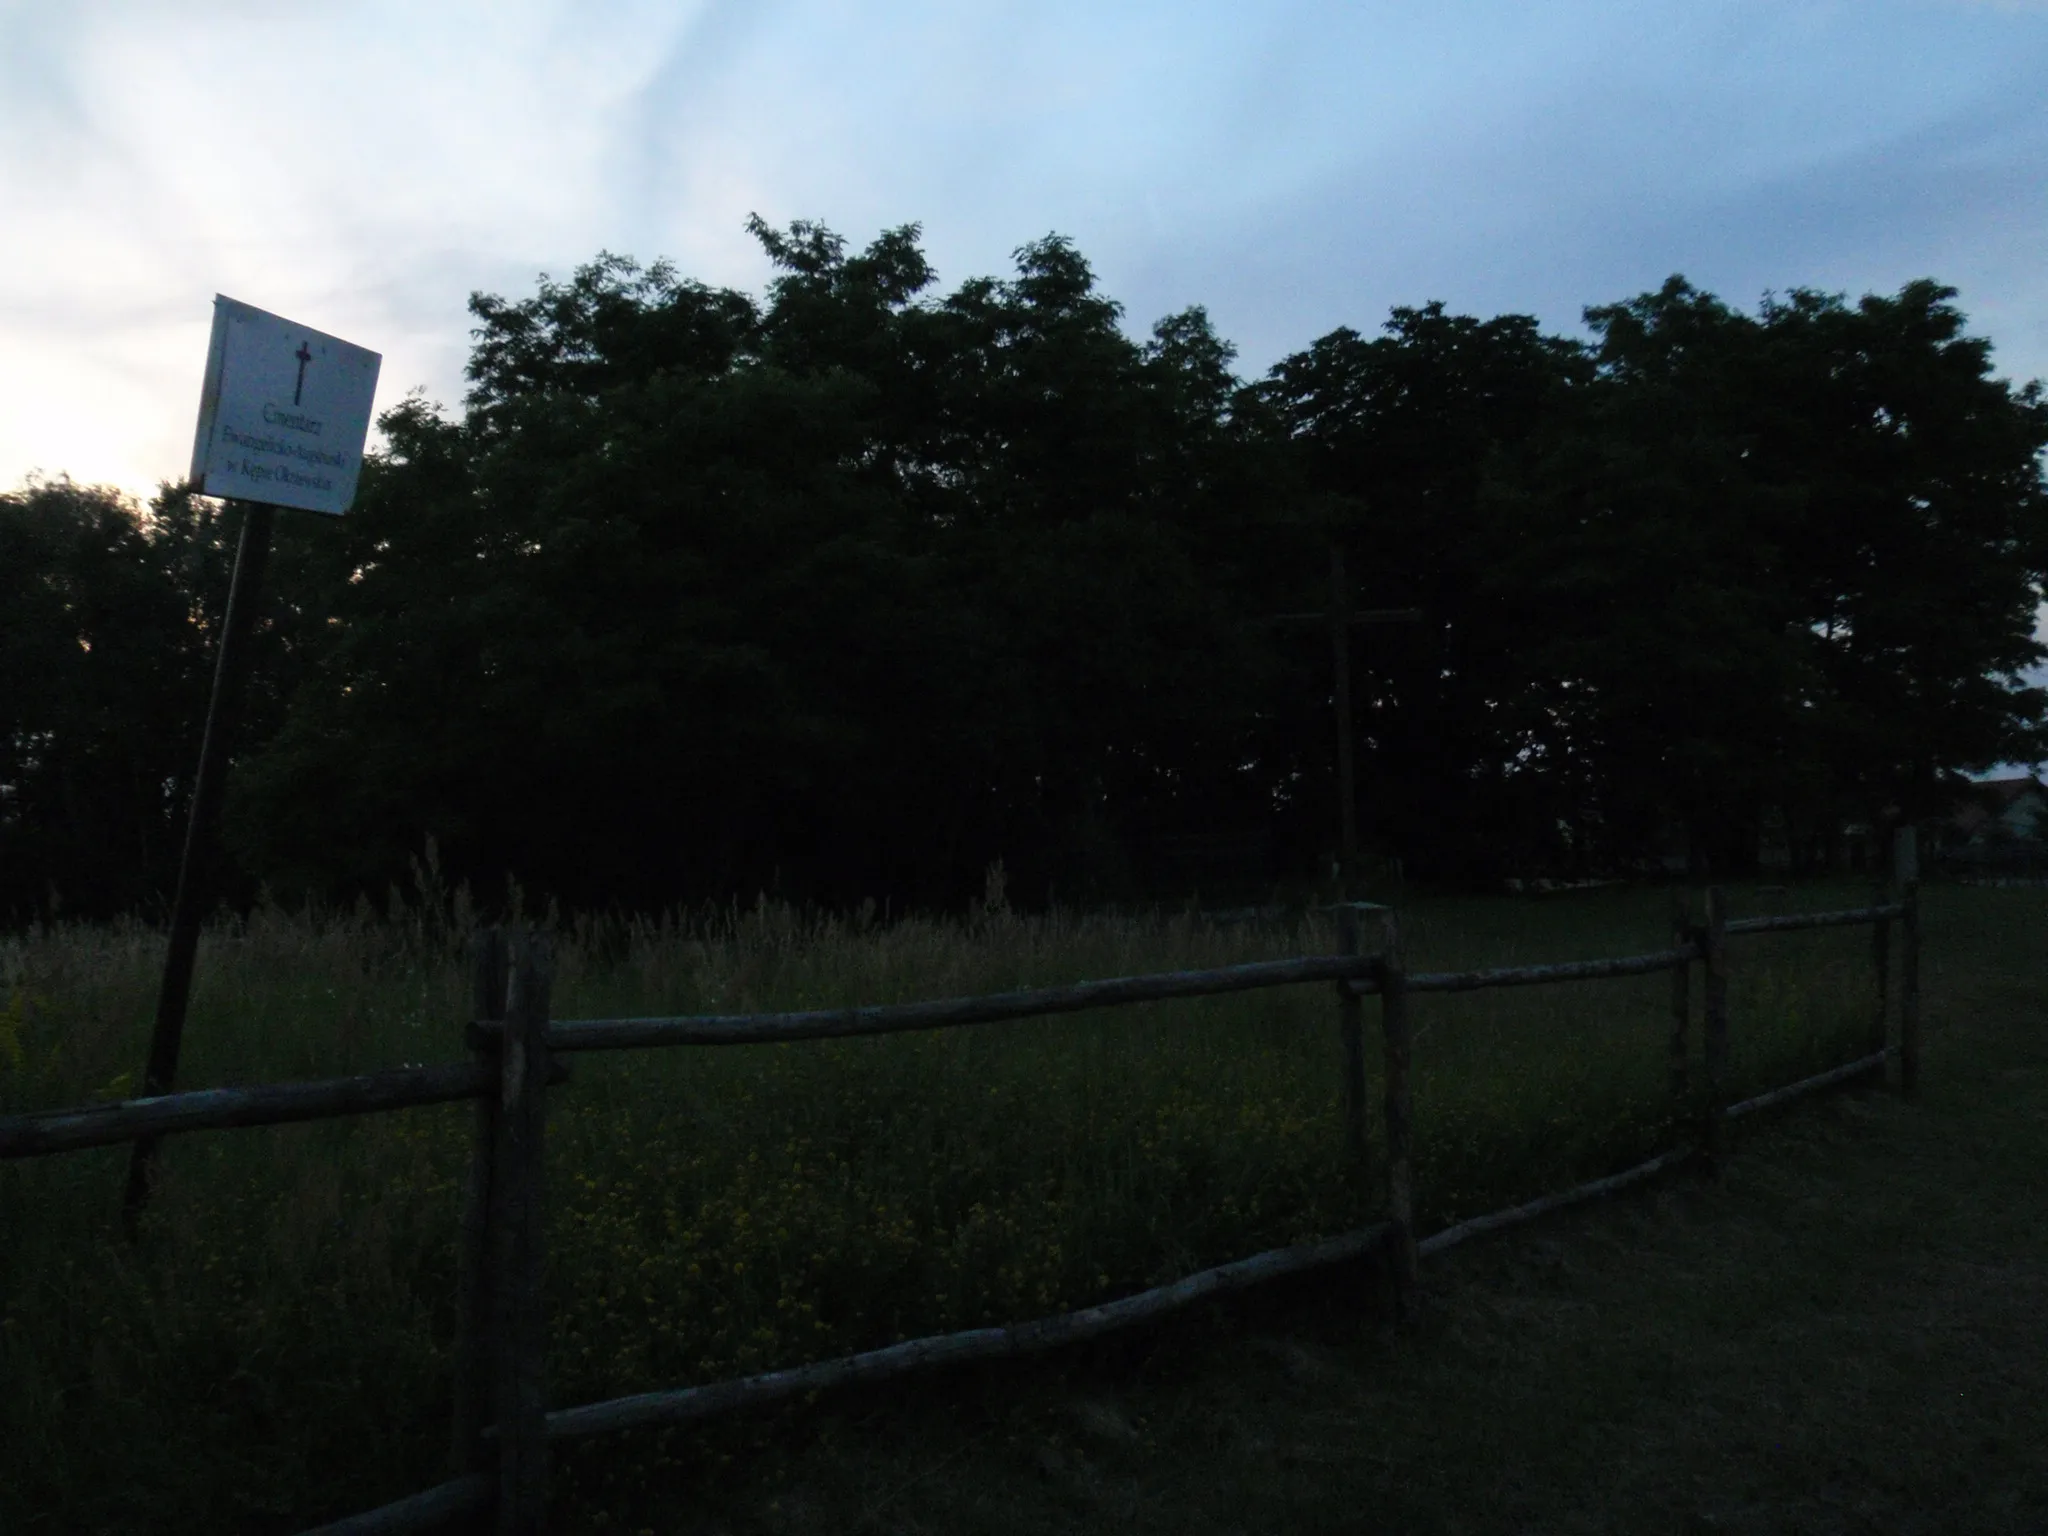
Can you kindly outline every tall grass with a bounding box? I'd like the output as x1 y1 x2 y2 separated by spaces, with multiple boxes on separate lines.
0 880 1877 1532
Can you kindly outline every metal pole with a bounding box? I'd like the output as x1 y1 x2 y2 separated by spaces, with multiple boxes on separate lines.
123 499 276 1226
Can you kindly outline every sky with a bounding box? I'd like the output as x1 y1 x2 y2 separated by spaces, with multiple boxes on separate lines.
2 0 2046 506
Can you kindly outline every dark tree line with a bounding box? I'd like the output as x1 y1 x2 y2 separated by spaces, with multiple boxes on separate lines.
5 221 2046 920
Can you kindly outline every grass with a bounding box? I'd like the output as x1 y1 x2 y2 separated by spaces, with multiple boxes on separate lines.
625 880 2046 1536
0 876 1907 1531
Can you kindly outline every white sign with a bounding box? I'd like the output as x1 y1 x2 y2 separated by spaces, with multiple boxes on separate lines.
189 296 381 516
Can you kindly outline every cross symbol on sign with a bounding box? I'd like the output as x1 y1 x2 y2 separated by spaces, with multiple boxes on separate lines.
293 341 313 405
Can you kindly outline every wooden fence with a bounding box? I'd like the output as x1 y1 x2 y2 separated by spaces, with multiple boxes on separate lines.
0 844 1924 1534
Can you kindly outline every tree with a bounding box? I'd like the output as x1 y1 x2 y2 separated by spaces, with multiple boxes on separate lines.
1256 303 1593 879
19 232 2038 917
230 222 1277 909
1524 277 2048 871
0 479 242 918
1256 278 2048 880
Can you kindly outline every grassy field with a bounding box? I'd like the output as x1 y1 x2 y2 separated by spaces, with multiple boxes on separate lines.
0 877 1934 1531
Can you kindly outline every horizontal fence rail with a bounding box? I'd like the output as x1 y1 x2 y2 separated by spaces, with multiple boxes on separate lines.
538 1222 1397 1441
1724 903 1905 936
1375 945 1698 997
297 1474 491 1536
5 1062 484 1160
1333 904 1905 1001
497 917 1887 1050
1417 1147 1696 1259
3 904 1906 1164
518 953 1381 1050
1724 1047 1896 1122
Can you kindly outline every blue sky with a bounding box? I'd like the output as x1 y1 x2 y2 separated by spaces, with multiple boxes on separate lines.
2 0 2045 503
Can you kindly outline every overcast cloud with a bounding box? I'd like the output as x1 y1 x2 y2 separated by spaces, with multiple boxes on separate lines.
3 0 2044 502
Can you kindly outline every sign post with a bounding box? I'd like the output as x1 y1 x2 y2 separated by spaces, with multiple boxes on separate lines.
123 297 379 1228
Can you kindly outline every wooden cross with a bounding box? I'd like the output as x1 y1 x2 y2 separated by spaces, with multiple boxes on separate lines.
1272 542 1423 896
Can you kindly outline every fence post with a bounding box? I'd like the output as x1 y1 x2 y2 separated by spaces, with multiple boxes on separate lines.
452 928 507 1495
1335 902 1370 1189
1896 826 1921 1101
1378 911 1418 1309
1699 886 1729 1173
1669 890 1691 1106
1868 877 1891 1086
492 928 553 1534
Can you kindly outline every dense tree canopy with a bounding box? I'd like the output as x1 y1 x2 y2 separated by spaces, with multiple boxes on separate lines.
4 223 2044 920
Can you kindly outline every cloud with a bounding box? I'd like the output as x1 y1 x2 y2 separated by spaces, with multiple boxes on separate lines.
2 0 2045 499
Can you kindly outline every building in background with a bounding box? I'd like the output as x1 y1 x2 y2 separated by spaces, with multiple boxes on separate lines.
1941 774 2048 873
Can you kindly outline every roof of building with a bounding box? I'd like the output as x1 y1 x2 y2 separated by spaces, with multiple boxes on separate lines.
1975 775 2045 809
1948 775 2047 838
